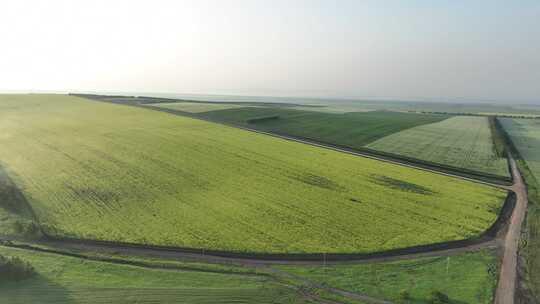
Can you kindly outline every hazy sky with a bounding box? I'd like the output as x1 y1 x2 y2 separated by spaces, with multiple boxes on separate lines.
1 0 539 103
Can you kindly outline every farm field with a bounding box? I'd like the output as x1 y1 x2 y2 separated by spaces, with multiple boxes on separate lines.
0 94 507 254
194 106 448 147
0 246 301 304
277 250 498 304
367 116 510 177
150 102 251 113
499 118 540 298
500 119 540 182
145 93 540 116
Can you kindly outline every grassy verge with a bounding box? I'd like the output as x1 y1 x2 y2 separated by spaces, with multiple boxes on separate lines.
275 250 498 304
498 118 540 301
517 159 540 301
0 245 304 304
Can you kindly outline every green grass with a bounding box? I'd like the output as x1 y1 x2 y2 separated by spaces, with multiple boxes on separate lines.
499 118 540 299
0 94 506 254
151 102 251 113
0 246 301 304
196 107 448 147
367 116 510 177
276 250 498 304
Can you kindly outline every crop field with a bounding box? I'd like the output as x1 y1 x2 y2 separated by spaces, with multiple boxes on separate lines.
196 107 448 147
151 102 250 113
277 250 498 304
0 94 506 254
367 116 510 177
0 246 300 304
500 119 540 182
499 118 540 297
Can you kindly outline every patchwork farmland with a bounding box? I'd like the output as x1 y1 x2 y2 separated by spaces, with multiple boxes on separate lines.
148 100 511 181
0 94 507 254
367 116 510 178
179 106 449 147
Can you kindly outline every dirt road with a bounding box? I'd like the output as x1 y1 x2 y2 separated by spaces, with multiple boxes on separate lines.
494 154 528 304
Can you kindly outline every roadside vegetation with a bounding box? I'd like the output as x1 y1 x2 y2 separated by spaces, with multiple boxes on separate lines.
0 253 35 282
276 250 498 304
367 116 510 178
0 246 302 304
0 94 507 254
499 118 540 300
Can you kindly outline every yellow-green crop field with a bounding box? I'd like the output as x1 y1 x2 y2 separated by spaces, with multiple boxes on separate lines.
367 116 509 177
0 95 506 253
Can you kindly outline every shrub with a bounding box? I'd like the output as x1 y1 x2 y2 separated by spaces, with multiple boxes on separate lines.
398 289 411 303
13 221 40 237
428 290 450 304
0 255 35 282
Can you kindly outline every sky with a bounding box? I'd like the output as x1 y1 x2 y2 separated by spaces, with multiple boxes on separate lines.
1 0 539 103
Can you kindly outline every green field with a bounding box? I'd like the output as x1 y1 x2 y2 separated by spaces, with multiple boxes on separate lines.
0 246 302 304
367 116 510 177
500 118 540 299
151 102 250 113
500 119 540 182
194 107 448 147
277 250 498 304
0 94 506 254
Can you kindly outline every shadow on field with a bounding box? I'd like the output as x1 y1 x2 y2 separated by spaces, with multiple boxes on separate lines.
0 275 73 304
0 165 35 218
0 165 42 238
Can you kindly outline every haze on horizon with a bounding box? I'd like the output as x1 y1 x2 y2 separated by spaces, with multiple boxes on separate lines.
1 0 539 104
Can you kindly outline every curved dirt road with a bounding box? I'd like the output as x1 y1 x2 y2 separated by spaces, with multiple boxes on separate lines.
2 155 520 267
494 154 528 304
